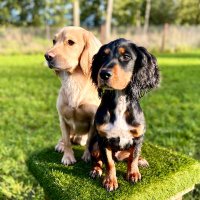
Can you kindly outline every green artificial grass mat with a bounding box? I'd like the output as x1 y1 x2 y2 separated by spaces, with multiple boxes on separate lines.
27 143 200 200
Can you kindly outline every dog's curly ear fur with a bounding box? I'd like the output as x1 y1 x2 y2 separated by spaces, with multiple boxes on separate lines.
91 45 107 97
130 44 160 98
91 53 99 86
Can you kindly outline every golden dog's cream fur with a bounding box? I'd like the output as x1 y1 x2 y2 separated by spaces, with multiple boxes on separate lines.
45 26 101 165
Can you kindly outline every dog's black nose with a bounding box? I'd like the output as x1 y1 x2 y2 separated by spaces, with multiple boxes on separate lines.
100 70 112 80
44 53 54 62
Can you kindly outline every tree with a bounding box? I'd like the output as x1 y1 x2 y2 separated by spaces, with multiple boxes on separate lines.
73 0 80 26
112 0 144 26
0 0 20 25
0 0 71 26
177 0 200 24
143 0 151 33
80 0 105 27
105 0 113 42
147 0 179 25
1 0 200 27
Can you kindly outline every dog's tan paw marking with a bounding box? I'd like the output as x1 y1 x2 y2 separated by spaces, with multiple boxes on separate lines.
126 171 141 183
61 151 76 165
81 149 91 162
71 134 87 146
55 140 65 153
138 157 149 168
90 167 102 178
103 176 118 192
79 134 88 146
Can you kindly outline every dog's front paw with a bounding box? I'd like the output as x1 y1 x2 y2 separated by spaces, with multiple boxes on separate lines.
103 176 118 192
61 152 76 165
126 170 141 183
81 149 91 162
55 140 65 153
90 167 102 178
138 157 149 168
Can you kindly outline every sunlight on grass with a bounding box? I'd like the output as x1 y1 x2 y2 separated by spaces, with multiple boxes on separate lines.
0 52 200 199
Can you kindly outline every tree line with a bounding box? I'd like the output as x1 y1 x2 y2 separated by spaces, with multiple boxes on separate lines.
0 0 199 27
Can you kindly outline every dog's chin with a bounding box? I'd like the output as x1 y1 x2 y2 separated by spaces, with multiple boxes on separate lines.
47 61 60 70
102 86 114 90
98 82 114 91
48 62 75 73
46 61 54 69
99 82 128 91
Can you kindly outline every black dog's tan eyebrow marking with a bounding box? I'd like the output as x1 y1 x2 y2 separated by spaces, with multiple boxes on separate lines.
130 125 144 138
118 47 125 54
104 48 111 54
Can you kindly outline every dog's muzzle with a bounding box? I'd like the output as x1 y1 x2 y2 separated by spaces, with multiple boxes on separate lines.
98 69 113 89
44 53 55 68
99 70 112 81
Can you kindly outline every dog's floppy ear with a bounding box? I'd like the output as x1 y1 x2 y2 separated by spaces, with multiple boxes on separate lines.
130 44 160 98
91 44 108 97
80 31 101 76
91 52 100 86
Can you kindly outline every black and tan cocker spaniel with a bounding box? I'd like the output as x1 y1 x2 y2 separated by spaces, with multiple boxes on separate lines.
89 38 160 191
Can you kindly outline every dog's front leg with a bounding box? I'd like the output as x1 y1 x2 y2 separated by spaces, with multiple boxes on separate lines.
59 116 76 165
55 115 65 153
102 147 118 191
126 144 142 183
55 98 70 153
90 141 103 178
76 103 97 162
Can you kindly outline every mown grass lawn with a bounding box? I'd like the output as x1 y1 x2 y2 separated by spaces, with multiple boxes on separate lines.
0 52 200 199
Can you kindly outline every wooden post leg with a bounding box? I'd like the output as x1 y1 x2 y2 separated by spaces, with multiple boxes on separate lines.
170 186 194 200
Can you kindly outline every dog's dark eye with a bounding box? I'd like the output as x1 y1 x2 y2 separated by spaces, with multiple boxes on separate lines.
53 39 56 45
68 40 75 46
120 54 131 62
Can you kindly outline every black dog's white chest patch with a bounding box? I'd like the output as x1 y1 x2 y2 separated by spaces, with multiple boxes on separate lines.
99 96 134 149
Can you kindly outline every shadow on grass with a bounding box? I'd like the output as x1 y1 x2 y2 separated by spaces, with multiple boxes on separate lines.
27 146 92 175
27 147 106 199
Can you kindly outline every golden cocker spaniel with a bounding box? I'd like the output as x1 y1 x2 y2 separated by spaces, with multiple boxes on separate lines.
45 26 101 165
